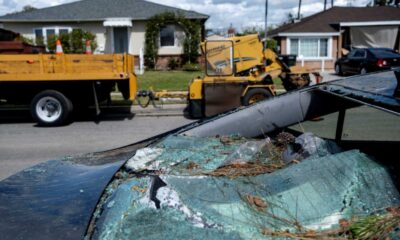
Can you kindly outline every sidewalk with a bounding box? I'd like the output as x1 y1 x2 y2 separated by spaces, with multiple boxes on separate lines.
131 104 186 116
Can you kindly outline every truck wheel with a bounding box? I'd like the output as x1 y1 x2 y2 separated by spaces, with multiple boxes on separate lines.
243 88 272 106
31 90 73 126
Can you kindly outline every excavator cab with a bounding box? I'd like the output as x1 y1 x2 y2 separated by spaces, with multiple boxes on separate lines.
204 40 234 76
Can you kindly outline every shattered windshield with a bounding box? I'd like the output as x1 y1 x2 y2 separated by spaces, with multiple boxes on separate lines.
87 105 400 240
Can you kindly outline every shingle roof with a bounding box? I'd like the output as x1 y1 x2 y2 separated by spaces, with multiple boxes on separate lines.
270 6 400 36
0 0 209 22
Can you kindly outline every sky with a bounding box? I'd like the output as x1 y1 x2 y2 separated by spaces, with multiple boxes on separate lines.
0 0 370 31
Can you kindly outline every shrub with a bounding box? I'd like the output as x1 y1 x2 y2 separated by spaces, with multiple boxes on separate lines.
19 35 34 45
46 34 57 53
182 63 200 71
71 29 84 53
43 29 97 53
168 58 180 70
59 33 71 53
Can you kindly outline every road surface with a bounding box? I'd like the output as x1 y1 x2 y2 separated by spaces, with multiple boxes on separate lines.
0 113 193 180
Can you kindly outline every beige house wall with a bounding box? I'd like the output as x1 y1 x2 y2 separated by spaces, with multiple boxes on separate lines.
280 37 287 54
3 22 106 53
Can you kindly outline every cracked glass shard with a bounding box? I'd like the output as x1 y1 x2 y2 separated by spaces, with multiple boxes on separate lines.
90 134 400 240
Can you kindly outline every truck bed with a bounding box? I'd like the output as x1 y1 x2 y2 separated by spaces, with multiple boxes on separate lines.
0 53 137 99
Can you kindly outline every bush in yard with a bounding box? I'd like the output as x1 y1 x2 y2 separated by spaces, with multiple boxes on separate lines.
168 58 180 70
82 31 97 53
35 36 44 46
59 33 72 53
18 35 34 45
46 34 57 53
182 63 200 71
71 29 84 53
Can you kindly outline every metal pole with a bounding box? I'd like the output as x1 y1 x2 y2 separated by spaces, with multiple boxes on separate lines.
324 0 327 10
264 0 268 50
298 0 302 20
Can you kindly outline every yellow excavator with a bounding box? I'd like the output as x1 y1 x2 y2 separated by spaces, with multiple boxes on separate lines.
186 34 321 118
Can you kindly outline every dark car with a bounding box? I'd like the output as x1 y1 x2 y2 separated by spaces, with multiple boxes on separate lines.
1 71 400 239
335 48 400 75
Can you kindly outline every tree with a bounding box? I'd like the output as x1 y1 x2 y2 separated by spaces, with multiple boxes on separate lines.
284 12 298 24
22 5 37 12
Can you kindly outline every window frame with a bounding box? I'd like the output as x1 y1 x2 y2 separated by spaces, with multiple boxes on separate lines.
159 25 176 48
287 37 333 60
33 26 73 43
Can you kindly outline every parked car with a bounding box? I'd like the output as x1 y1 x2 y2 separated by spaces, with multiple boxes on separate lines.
335 48 400 75
1 71 400 240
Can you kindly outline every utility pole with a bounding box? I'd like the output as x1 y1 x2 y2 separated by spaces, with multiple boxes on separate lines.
331 0 334 7
324 0 327 10
298 0 302 20
264 0 268 50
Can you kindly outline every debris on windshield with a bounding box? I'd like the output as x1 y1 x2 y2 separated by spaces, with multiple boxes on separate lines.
88 133 400 240
282 132 341 163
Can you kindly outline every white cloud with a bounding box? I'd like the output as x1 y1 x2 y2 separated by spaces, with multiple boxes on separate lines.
0 0 370 31
147 0 370 31
0 0 76 16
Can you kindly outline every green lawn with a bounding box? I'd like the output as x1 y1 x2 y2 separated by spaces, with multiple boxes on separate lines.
137 71 203 91
273 78 283 90
136 70 284 92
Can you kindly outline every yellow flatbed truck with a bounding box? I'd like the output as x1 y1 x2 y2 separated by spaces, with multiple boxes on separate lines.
0 53 137 126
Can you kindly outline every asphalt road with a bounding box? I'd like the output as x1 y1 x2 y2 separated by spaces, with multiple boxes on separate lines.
0 112 193 180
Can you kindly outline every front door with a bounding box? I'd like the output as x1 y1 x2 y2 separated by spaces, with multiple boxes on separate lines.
113 27 128 53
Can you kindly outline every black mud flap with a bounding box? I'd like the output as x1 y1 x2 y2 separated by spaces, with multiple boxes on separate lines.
117 80 130 100
187 99 203 118
204 83 244 117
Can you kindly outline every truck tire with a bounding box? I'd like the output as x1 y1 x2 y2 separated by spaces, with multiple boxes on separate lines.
30 90 73 126
335 64 343 76
242 88 272 106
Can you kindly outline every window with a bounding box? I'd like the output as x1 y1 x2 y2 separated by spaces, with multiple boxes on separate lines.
205 40 234 76
354 49 366 58
59 28 69 36
160 25 175 47
301 39 319 57
290 39 299 55
46 29 56 38
34 27 72 44
34 29 44 45
319 39 328 57
288 38 330 59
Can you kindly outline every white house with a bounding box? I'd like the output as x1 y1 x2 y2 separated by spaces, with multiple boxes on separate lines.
269 6 400 71
0 0 208 68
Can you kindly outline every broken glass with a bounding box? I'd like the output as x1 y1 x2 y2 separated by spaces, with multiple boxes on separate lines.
90 134 400 240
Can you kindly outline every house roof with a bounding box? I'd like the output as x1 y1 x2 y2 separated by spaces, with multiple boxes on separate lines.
269 6 400 36
0 0 209 22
